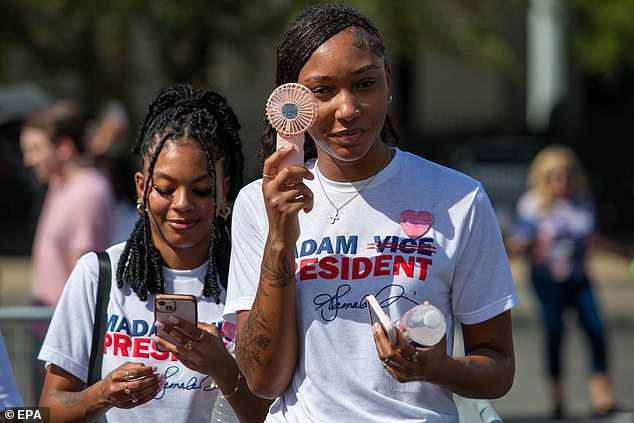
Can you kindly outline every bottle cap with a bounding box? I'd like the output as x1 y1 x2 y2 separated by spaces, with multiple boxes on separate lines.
423 309 443 329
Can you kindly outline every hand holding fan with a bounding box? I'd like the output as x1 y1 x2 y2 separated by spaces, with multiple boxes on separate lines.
266 83 318 171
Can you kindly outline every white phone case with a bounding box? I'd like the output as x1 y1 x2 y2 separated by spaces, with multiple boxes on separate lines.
366 294 396 346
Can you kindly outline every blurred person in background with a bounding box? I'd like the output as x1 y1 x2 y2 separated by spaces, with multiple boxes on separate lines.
505 144 616 419
19 100 116 399
87 100 138 244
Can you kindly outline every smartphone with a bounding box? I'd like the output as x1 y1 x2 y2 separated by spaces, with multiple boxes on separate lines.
366 294 396 346
153 294 198 352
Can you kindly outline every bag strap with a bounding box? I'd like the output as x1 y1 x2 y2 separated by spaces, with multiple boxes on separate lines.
87 251 112 386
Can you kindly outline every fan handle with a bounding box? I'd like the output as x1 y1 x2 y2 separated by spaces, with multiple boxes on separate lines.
277 133 306 171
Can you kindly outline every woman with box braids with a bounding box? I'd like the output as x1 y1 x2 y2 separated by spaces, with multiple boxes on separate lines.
118 83 244 303
38 83 272 423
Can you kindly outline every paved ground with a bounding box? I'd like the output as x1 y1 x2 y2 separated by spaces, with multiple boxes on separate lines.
1 251 633 421
493 252 634 422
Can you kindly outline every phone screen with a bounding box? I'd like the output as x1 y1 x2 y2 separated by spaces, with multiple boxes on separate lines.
154 294 198 352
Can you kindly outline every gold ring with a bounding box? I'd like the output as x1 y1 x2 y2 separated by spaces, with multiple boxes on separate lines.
130 392 138 404
406 350 420 363
196 330 205 342
124 369 132 381
381 358 389 368
124 381 131 395
184 340 193 350
262 173 275 179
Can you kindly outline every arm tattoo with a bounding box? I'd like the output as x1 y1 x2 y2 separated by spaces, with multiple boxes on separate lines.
238 296 271 373
60 391 85 407
237 240 295 372
261 239 295 288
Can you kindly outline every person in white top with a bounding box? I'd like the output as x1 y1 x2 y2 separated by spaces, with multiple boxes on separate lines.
224 4 519 422
38 84 271 423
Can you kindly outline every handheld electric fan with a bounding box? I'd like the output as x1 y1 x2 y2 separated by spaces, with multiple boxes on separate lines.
265 83 318 171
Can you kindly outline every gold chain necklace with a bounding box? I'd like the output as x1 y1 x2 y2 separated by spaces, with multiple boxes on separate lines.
316 145 392 224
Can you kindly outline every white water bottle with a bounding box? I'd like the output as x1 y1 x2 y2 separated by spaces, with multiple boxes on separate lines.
395 303 446 347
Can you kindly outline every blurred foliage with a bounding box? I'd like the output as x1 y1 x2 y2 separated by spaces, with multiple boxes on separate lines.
356 0 523 72
572 0 634 84
1 0 631 105
0 0 523 107
0 0 294 104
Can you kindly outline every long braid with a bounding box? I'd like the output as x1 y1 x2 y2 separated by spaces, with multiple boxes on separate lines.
258 3 399 168
201 90 244 295
117 84 244 303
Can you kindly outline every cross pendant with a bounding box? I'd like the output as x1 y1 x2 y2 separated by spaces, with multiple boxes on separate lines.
329 210 339 224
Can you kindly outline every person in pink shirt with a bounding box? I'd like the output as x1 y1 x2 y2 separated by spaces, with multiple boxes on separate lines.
20 100 115 398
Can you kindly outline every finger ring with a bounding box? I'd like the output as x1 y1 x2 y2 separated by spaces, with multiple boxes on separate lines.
124 369 132 381
124 382 131 395
184 340 193 350
262 173 275 179
130 392 138 404
196 330 205 341
381 358 389 368
406 350 420 362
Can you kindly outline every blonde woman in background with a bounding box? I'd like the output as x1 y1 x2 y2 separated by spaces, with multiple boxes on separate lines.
506 144 614 419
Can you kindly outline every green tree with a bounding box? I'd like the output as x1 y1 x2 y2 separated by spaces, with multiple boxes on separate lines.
572 0 634 84
0 1 522 107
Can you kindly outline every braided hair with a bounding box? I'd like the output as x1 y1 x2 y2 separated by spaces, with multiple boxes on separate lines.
117 83 244 303
258 3 399 167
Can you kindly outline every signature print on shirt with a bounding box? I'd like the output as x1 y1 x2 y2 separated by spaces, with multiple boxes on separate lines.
295 234 437 322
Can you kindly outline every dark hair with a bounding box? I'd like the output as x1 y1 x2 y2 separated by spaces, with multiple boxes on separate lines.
22 100 88 153
117 83 244 303
258 3 398 166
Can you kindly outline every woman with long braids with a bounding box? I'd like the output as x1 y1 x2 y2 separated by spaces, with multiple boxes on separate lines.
224 4 518 422
38 84 272 423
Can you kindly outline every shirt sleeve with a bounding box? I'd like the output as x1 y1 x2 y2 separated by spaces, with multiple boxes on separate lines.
451 185 520 325
38 252 101 382
223 181 268 324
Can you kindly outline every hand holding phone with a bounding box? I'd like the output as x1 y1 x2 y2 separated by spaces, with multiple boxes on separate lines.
154 294 198 352
366 295 396 346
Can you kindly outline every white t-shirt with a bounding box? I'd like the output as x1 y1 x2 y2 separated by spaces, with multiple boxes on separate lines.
39 242 232 423
224 148 519 423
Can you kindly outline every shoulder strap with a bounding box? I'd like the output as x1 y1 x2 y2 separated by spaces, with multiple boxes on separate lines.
87 251 112 386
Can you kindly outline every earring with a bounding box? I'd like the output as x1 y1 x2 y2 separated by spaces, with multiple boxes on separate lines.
217 205 231 220
136 197 145 214
387 94 393 104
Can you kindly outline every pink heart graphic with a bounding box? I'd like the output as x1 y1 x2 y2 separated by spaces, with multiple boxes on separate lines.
400 210 433 240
